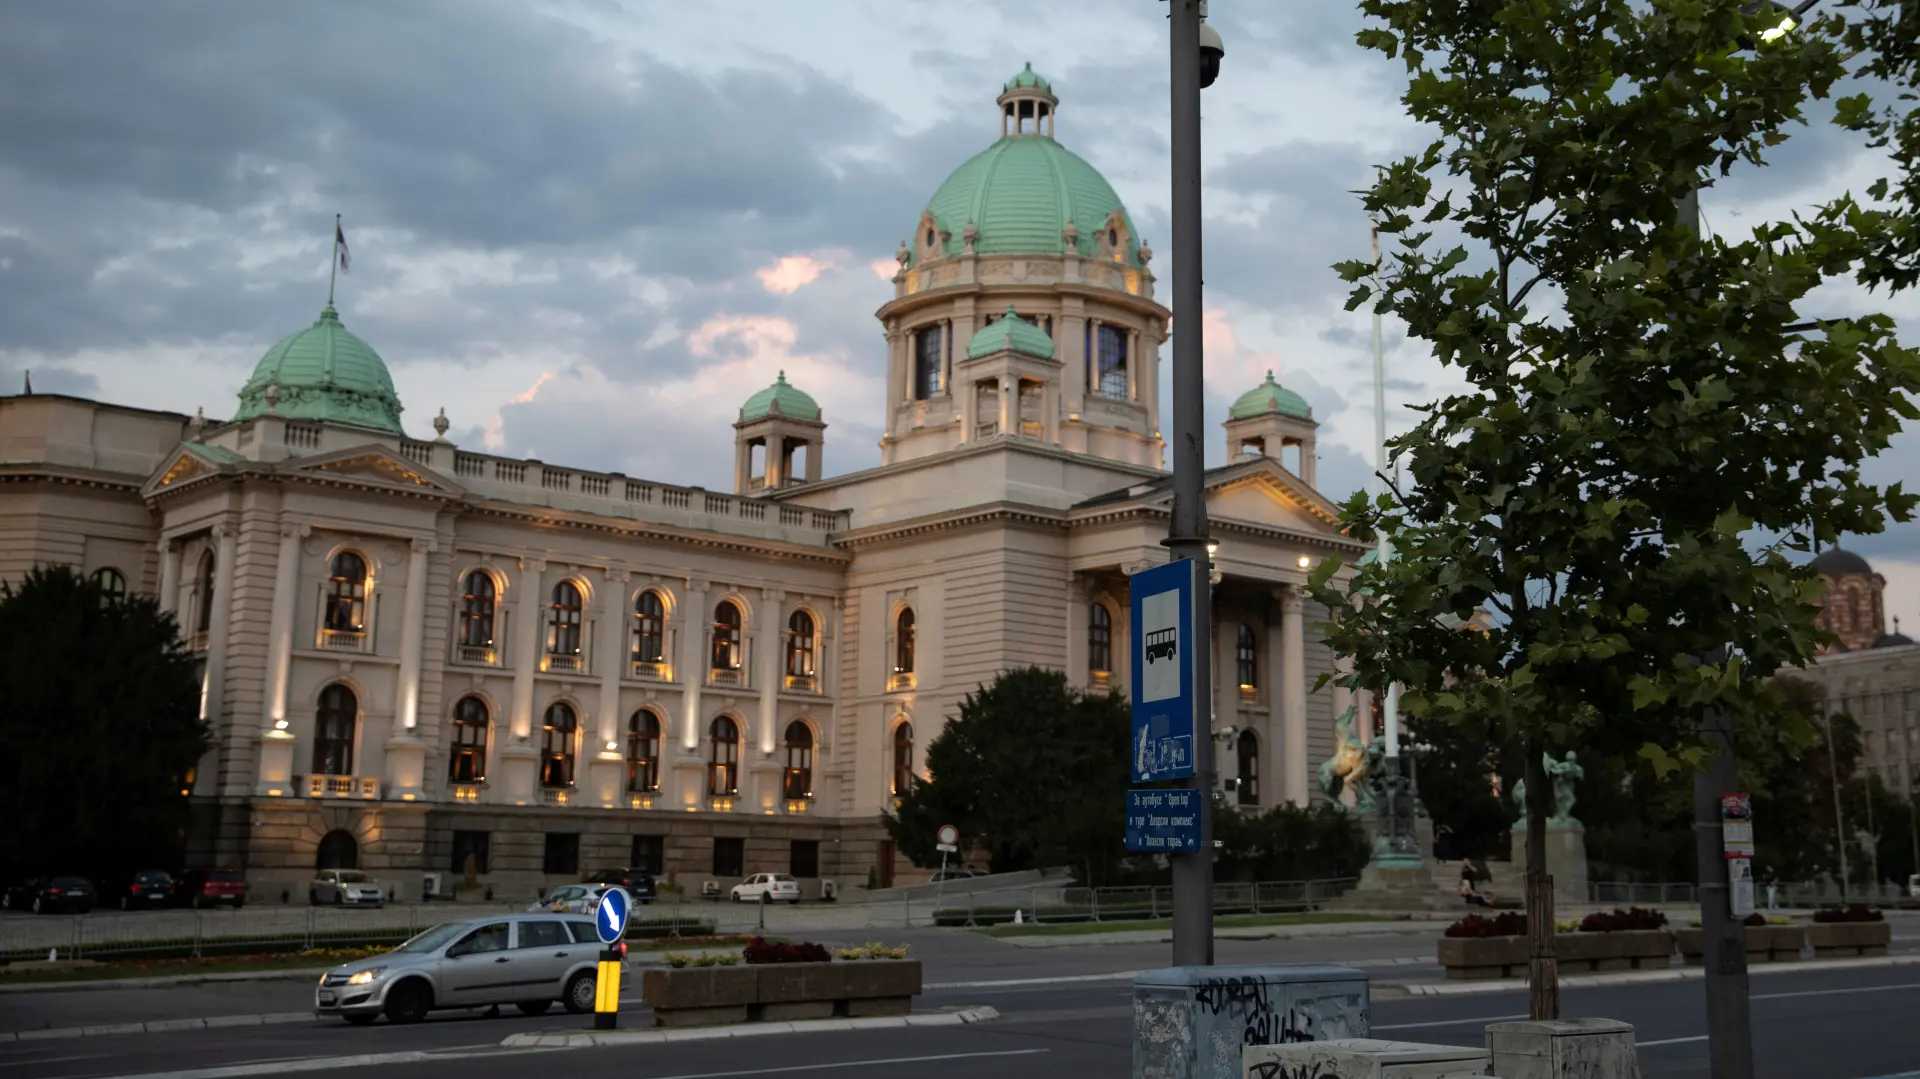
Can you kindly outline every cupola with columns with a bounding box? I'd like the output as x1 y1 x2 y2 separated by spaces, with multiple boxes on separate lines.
733 371 825 494
1225 371 1318 486
874 64 1170 470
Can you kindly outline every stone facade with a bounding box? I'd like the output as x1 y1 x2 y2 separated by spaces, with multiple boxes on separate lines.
1792 547 1919 793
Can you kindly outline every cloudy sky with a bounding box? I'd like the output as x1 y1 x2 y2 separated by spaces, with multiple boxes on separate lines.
1 0 1915 633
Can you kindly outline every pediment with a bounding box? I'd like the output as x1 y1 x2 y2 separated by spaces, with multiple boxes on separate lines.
1073 457 1348 540
143 443 241 497
289 447 464 496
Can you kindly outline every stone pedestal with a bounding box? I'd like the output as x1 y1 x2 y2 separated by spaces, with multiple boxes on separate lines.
256 728 297 796
1243 1039 1489 1079
1509 824 1589 904
1486 1018 1640 1079
1132 964 1369 1079
383 733 427 800
498 741 539 805
586 751 625 808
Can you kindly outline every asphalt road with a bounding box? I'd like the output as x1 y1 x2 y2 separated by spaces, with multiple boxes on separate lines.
5 934 1920 1079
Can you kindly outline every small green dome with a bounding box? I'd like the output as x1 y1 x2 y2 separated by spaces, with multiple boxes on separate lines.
740 370 821 422
1005 62 1051 91
967 307 1055 360
911 116 1141 269
1230 371 1312 421
234 305 404 435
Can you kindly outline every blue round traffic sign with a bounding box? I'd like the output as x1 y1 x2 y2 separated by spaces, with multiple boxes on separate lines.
594 886 630 945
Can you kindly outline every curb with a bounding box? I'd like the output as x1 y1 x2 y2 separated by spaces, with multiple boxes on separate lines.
498 1005 1001 1048
2 1011 316 1043
1381 952 1920 997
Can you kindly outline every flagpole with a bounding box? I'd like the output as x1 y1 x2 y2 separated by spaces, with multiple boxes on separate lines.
1369 213 1400 759
328 213 340 307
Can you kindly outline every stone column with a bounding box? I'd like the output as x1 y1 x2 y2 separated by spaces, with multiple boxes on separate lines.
257 522 305 795
960 377 977 442
1213 613 1237 757
157 538 182 616
1060 305 1088 414
203 522 238 726
883 324 904 414
589 567 630 806
1280 585 1310 807
1065 578 1089 688
757 589 784 754
499 557 545 806
998 376 1012 434
384 537 432 798
766 435 784 489
680 579 710 751
1128 327 1141 400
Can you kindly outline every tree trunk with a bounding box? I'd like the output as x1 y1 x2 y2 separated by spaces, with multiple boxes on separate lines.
1525 734 1558 1020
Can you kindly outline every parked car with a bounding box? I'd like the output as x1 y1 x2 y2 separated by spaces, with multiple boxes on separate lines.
103 869 176 910
3 876 97 914
175 868 248 909
583 868 657 906
931 867 987 884
527 884 608 914
310 870 387 908
314 913 609 1025
729 873 802 904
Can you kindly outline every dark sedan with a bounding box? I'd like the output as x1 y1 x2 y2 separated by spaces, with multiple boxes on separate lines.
104 869 176 910
3 876 97 914
584 867 657 905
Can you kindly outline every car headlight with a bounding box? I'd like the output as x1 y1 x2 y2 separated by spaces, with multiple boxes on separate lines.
347 967 385 986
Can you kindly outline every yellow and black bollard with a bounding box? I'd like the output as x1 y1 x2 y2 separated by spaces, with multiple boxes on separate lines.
593 946 622 1029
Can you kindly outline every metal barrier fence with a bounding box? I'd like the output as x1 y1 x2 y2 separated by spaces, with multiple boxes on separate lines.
1585 879 1914 907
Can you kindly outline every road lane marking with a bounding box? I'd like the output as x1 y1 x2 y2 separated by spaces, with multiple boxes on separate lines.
1374 1014 1527 1032
1637 1036 1708 1048
631 1049 1050 1079
72 1045 561 1079
1753 980 1920 1002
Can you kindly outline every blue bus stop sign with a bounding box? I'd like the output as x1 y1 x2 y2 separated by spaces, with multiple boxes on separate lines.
594 886 630 945
1129 557 1202 783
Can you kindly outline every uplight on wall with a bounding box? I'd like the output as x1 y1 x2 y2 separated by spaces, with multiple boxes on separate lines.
1297 555 1312 569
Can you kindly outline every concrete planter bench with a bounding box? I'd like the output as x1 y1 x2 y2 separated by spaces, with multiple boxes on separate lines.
1675 925 1805 964
1436 931 1672 980
1805 920 1891 958
640 960 922 1028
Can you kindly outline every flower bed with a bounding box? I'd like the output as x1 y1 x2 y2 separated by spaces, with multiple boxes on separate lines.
641 939 921 1028
1675 914 1804 964
1806 907 1890 958
1436 910 1673 980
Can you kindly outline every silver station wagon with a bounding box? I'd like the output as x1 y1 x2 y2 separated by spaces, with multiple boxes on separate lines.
315 913 613 1024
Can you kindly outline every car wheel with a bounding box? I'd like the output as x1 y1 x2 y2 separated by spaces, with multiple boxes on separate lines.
562 971 596 1015
790 899 801 906
515 1000 552 1017
232 900 244 910
383 979 432 1025
334 892 344 907
192 895 204 911
32 896 44 915
119 896 130 911
342 1013 378 1026
309 890 320 907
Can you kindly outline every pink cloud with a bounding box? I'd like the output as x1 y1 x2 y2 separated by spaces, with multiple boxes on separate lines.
870 258 899 280
484 370 558 449
756 255 830 295
1201 307 1286 389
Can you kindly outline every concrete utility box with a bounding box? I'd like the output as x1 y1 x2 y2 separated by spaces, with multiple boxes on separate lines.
1243 1038 1490 1079
1486 1018 1640 1079
1133 964 1371 1079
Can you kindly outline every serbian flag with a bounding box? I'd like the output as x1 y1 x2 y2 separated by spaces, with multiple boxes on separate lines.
335 221 351 274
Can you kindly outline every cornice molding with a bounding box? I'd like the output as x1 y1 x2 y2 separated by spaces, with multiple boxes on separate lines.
832 502 1068 550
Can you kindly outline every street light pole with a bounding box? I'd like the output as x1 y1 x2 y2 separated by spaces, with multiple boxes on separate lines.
1166 0 1215 969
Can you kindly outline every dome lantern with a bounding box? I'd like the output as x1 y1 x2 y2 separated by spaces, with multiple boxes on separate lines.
998 62 1058 138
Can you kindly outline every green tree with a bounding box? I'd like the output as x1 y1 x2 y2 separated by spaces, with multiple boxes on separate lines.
1212 801 1370 883
0 565 209 879
1318 0 1919 1014
1404 712 1512 862
882 667 1132 885
1837 0 1919 292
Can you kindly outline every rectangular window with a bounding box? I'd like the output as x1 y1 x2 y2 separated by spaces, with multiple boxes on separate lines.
450 830 491 875
712 836 745 879
790 839 820 879
631 834 665 876
913 328 942 399
1097 324 1129 397
515 919 569 949
542 832 580 876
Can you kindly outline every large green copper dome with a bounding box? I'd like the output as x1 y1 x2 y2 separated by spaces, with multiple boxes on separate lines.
1230 371 1312 422
234 305 404 435
740 370 821 422
909 67 1141 269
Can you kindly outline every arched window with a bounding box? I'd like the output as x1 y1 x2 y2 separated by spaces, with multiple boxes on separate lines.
1236 624 1259 691
194 552 216 635
457 571 496 653
891 722 915 795
313 684 357 776
626 710 661 793
709 716 740 796
449 696 489 783
633 591 667 666
711 600 743 672
1236 730 1260 806
1088 603 1112 675
316 830 358 871
91 567 127 607
894 608 916 675
783 721 814 800
913 326 943 400
540 702 576 788
324 552 368 633
547 581 583 658
786 610 817 680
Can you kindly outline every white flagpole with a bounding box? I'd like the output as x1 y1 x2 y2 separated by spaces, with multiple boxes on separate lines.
1370 214 1400 760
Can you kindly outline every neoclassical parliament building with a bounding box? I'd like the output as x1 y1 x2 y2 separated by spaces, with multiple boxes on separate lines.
0 68 1367 898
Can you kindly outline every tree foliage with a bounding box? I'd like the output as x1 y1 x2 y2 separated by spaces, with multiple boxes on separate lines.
1837 0 1920 292
0 565 209 878
1314 0 1920 812
883 667 1132 885
1212 800 1370 883
1405 712 1516 862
